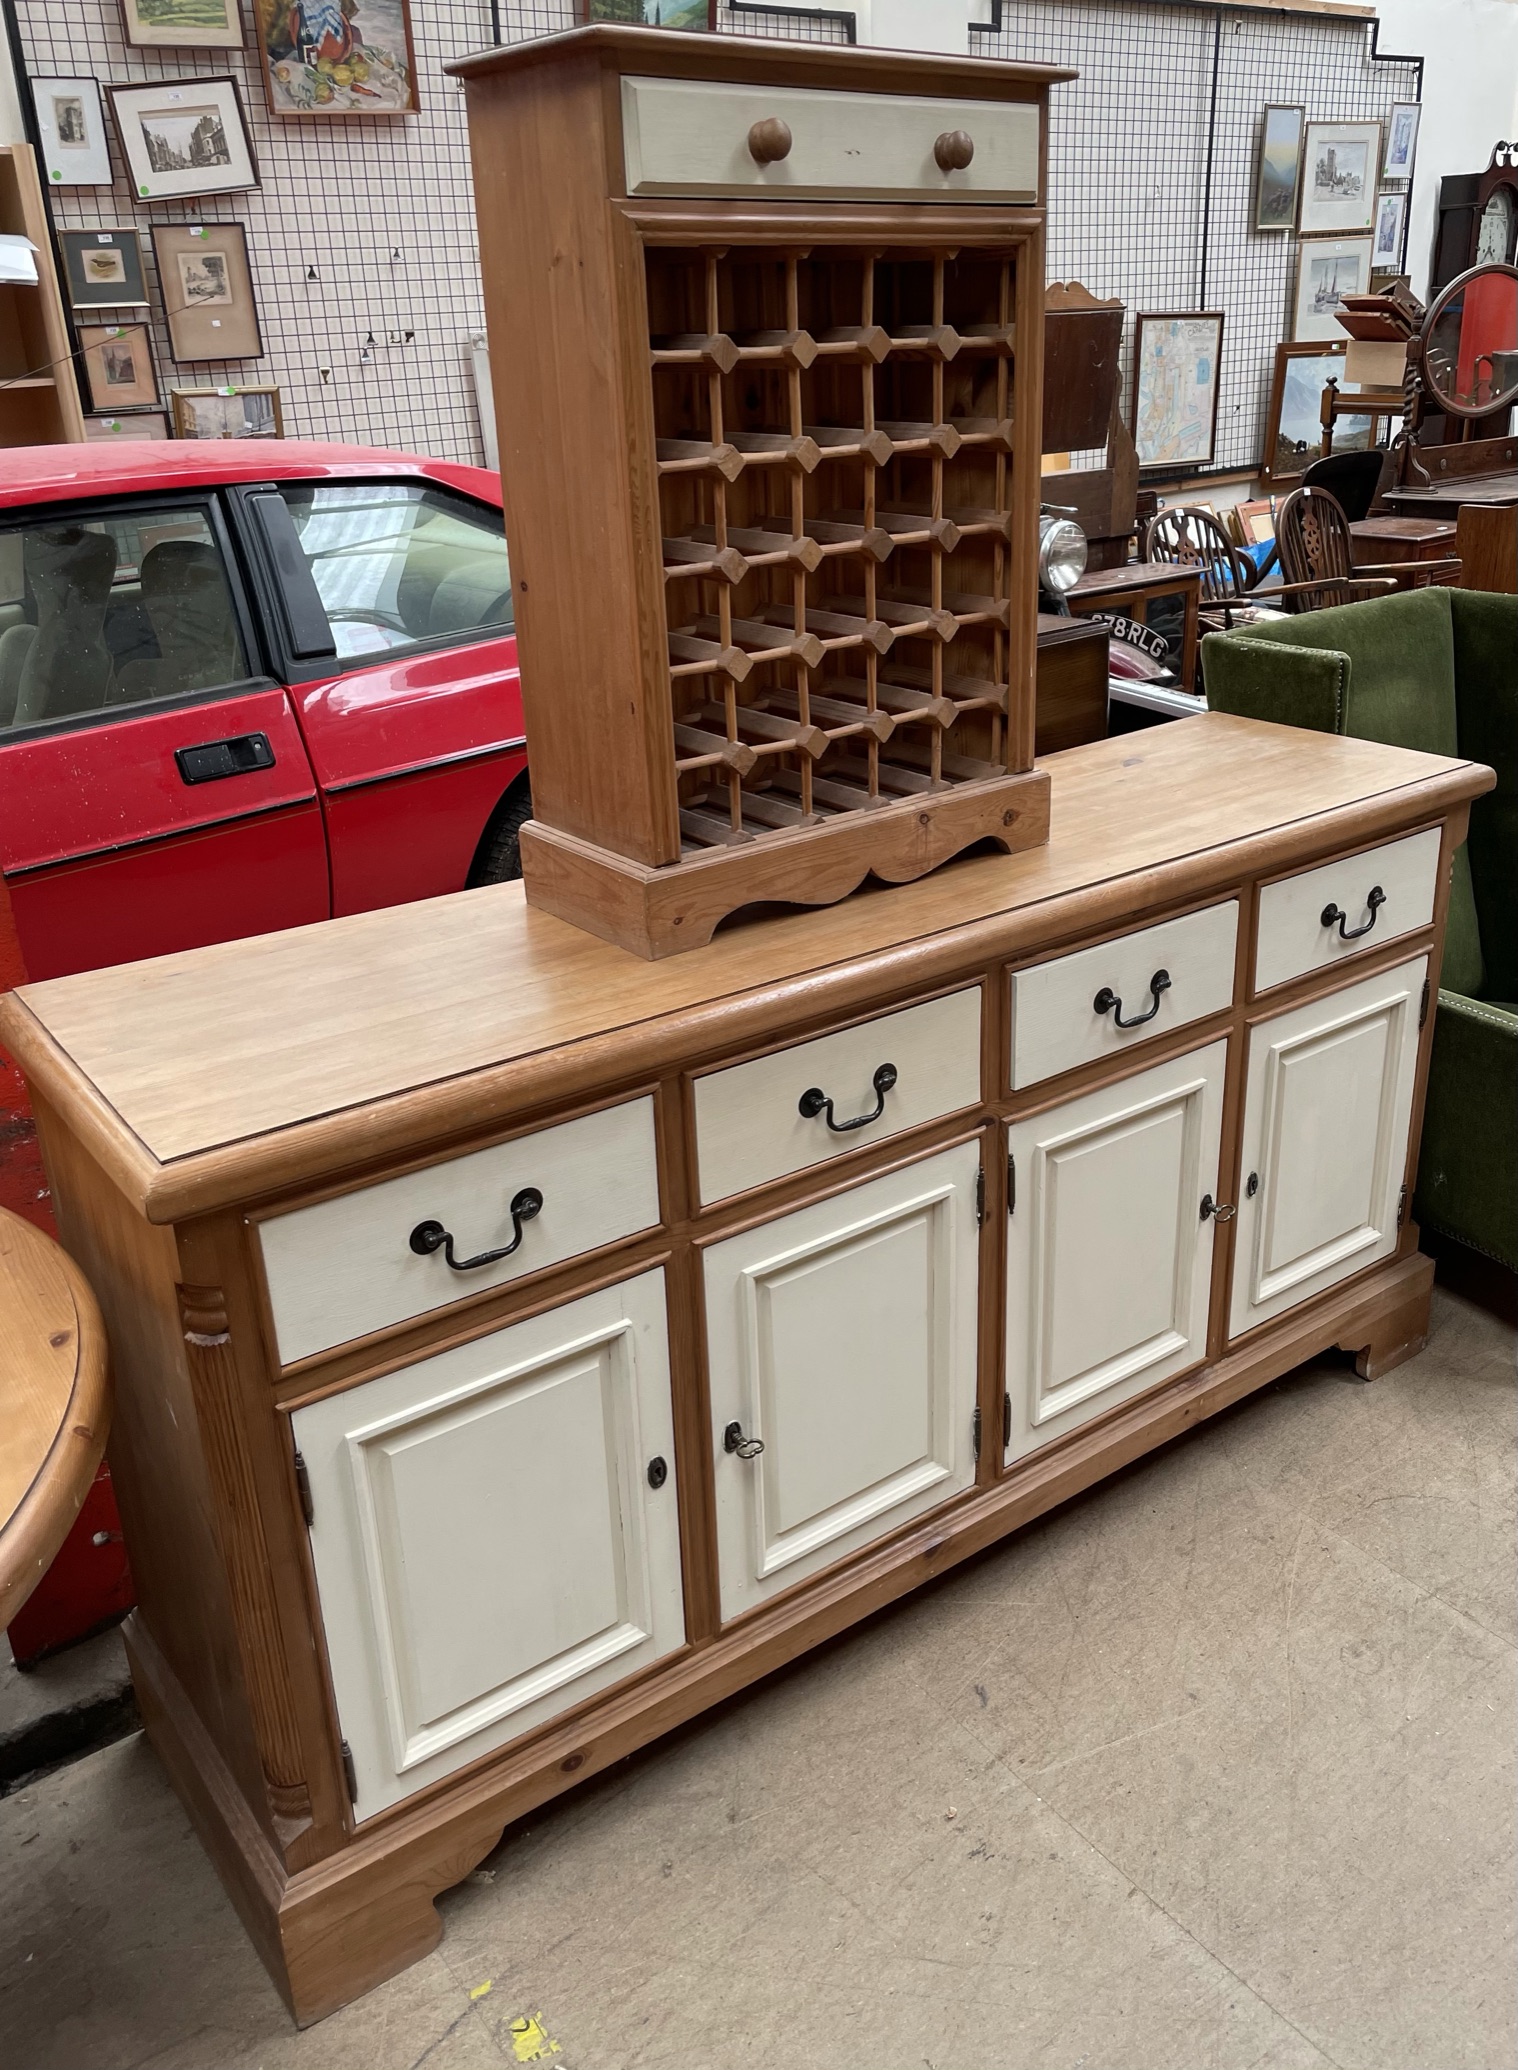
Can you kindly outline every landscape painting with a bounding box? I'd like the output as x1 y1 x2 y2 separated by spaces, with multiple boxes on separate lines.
1255 105 1303 230
119 0 246 49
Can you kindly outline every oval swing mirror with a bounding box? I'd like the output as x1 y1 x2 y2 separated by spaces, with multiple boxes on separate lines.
1420 261 1518 419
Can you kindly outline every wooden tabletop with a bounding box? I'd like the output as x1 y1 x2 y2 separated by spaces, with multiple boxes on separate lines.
1384 473 1518 512
0 716 1490 1223
0 1208 109 1629
1349 517 1458 544
1067 563 1202 601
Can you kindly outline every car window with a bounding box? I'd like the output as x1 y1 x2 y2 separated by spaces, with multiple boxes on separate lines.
0 505 250 735
277 481 513 663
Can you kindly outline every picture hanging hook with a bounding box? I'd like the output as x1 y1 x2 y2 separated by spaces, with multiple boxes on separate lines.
306 265 319 280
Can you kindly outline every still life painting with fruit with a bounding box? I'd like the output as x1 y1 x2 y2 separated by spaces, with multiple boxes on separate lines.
257 0 419 115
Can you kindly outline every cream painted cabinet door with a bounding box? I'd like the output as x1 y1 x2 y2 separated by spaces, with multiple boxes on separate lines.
1005 1041 1228 1465
1229 955 1426 1340
291 1271 683 1820
705 1142 981 1624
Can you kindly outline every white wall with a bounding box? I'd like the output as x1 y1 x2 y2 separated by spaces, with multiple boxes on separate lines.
1372 0 1518 295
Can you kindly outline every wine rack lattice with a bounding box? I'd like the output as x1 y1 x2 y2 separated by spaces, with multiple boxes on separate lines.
649 244 1023 855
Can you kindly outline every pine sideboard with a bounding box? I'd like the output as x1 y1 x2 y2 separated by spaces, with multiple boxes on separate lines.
0 714 1492 2024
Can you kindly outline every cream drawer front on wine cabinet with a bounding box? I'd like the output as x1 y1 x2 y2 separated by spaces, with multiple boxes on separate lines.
621 76 1040 202
691 988 980 1205
258 1098 659 1363
1230 956 1426 1339
1254 828 1440 994
705 1142 981 1622
1009 903 1237 1090
1005 1041 1227 1464
291 1271 683 1819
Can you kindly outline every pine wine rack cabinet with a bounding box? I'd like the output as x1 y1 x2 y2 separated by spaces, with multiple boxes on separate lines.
0 715 1491 2024
449 28 1071 958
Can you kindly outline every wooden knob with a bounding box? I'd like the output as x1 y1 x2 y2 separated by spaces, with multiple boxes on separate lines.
748 117 792 166
934 129 975 173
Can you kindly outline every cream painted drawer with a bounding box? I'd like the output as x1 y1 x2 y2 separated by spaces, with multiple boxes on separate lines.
258 1099 659 1363
1009 903 1238 1091
1254 828 1441 994
692 988 981 1205
621 76 1040 203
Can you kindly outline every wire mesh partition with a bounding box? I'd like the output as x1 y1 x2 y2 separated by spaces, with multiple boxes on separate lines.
970 3 1420 474
649 241 1024 850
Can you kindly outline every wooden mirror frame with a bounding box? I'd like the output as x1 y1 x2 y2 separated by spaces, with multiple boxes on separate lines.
1415 260 1518 420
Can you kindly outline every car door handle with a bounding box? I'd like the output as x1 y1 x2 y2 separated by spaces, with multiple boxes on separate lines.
175 733 276 785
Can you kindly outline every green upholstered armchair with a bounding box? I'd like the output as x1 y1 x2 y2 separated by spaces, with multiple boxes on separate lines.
1203 586 1516 1272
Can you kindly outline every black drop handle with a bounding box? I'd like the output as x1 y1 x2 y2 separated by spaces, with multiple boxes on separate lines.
798 1061 897 1132
1321 885 1385 940
1094 969 1171 1029
409 1186 543 1272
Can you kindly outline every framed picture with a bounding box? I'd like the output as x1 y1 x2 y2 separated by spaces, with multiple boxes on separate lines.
1293 234 1375 340
151 222 262 360
581 0 713 25
119 0 244 47
1383 102 1420 181
1130 311 1224 470
1300 121 1380 235
170 382 283 438
1254 105 1303 232
106 77 258 201
1373 190 1408 271
254 0 419 116
59 227 149 308
1262 339 1351 485
85 410 169 440
35 78 112 187
78 322 160 410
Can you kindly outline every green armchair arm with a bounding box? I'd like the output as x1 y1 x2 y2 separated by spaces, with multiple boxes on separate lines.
1200 630 1349 732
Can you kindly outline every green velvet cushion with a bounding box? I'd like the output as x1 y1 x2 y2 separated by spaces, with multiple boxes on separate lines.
1450 590 1518 1004
1415 992 1518 1272
1201 631 1347 732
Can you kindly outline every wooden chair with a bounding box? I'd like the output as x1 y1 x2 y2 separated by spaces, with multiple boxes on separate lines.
1143 505 1258 634
1273 485 1458 613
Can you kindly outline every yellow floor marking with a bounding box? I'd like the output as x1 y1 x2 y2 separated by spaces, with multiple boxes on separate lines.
508 2012 562 2061
469 1979 493 2001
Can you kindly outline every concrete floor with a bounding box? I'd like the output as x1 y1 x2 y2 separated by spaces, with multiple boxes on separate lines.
2 1285 1513 2070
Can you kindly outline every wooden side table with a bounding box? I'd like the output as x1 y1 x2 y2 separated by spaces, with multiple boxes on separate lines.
1064 562 1202 693
0 1208 110 1628
1349 517 1462 587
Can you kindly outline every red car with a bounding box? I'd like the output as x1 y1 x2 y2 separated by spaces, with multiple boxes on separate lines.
0 442 528 983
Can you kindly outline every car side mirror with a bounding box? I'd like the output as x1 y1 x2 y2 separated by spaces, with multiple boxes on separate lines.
245 491 338 663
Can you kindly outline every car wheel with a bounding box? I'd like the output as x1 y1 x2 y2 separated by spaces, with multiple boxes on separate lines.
468 779 533 886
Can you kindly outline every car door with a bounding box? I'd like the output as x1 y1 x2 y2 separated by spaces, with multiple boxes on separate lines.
242 477 526 917
0 494 328 982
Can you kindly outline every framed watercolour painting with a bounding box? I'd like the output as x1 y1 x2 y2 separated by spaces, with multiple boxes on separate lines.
78 323 160 411
1383 103 1420 181
1131 312 1224 470
1262 339 1350 486
1254 105 1303 231
254 0 419 116
1373 190 1408 271
1300 122 1380 235
1293 235 1374 340
119 0 245 49
151 223 262 359
59 228 149 309
106 78 258 200
85 410 169 441
35 79 112 187
171 382 282 438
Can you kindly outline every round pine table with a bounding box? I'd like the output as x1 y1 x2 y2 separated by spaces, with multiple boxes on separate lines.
0 1207 110 1629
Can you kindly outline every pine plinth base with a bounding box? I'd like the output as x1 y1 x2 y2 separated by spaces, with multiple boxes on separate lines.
520 769 1053 958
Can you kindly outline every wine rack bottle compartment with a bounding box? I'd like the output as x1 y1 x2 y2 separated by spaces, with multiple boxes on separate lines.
653 245 1023 856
